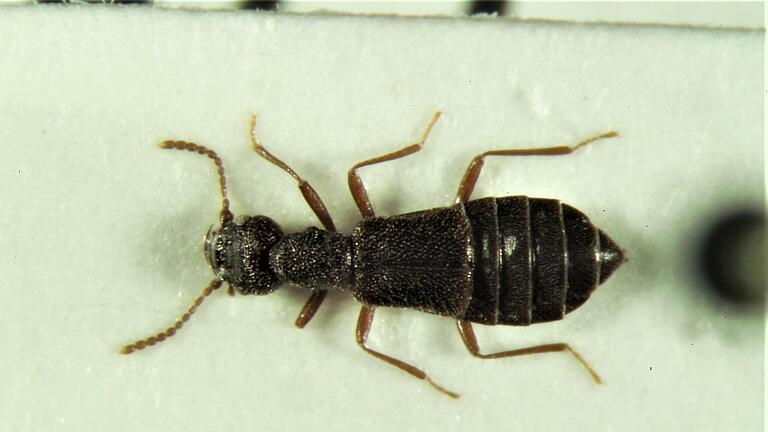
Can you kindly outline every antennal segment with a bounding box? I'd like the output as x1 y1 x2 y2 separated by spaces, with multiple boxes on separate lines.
160 141 234 226
120 279 224 354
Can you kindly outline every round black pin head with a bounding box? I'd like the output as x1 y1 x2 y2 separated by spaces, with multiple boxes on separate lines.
205 216 284 295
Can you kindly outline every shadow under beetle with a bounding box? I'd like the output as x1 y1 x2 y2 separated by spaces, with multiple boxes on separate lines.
121 112 626 399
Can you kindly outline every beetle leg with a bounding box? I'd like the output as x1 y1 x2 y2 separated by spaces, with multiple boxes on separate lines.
356 305 460 399
348 111 442 218
454 130 619 203
456 320 602 384
250 115 336 327
249 114 337 232
293 290 328 328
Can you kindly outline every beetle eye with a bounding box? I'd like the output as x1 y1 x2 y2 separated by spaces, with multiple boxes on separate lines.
204 226 223 273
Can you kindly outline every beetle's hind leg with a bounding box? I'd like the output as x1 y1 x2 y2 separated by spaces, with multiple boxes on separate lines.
356 305 460 399
457 320 602 384
348 111 442 218
454 130 619 203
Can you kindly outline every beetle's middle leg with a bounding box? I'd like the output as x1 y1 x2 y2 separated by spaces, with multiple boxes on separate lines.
457 320 602 384
454 130 619 203
249 115 334 328
348 111 442 217
356 305 460 399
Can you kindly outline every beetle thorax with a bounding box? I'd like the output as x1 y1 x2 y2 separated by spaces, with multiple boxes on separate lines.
269 227 353 291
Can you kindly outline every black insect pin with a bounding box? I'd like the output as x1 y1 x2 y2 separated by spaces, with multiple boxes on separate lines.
121 112 626 399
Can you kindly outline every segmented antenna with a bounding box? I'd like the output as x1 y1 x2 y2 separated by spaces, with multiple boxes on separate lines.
159 140 234 225
120 279 223 354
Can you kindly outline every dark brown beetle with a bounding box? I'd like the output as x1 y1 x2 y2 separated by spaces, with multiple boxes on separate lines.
121 112 626 398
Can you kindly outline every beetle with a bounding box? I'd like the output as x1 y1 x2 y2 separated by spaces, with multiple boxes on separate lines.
121 112 626 398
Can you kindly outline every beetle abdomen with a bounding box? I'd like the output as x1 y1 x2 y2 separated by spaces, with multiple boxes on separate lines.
461 196 625 326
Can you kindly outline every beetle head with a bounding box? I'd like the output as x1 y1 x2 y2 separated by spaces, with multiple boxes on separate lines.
204 215 284 295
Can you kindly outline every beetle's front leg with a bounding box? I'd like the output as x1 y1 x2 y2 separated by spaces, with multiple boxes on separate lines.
249 115 336 327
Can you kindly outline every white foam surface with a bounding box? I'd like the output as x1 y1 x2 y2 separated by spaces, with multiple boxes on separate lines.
0 5 763 432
